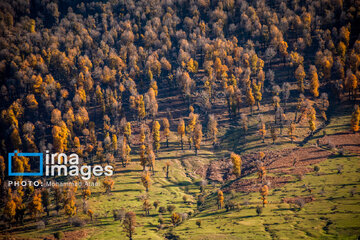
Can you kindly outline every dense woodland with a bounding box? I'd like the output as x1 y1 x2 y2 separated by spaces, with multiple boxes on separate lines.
0 0 359 238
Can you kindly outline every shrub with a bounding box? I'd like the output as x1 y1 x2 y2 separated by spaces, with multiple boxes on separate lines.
180 212 188 221
256 206 263 216
337 165 343 174
196 220 201 228
197 195 205 207
69 216 86 227
153 200 160 209
167 205 176 213
350 188 356 197
158 206 166 214
54 231 64 240
314 165 320 173
158 216 164 224
294 198 305 210
337 148 344 156
113 208 126 221
187 209 194 217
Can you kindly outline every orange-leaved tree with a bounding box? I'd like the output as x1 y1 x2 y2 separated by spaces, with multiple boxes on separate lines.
177 119 185 150
351 105 360 133
260 185 269 207
217 190 224 209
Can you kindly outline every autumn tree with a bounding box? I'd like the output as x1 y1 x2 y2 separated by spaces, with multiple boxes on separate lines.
124 122 132 143
295 65 306 93
162 118 170 148
207 114 218 145
145 88 158 119
194 123 203 155
260 185 269 207
52 121 70 153
139 144 147 170
171 212 181 226
346 70 358 100
41 189 51 217
82 185 91 212
217 190 224 209
112 134 118 153
246 82 255 114
259 123 267 143
136 95 146 120
252 80 262 110
147 147 156 175
318 93 330 121
258 166 267 183
123 211 136 240
308 106 316 135
142 199 152 216
186 112 198 150
152 121 161 152
351 105 360 133
231 153 242 178
88 209 94 221
309 65 319 98
103 177 115 194
270 125 277 144
279 41 289 63
53 186 63 215
140 124 146 144
120 137 131 167
177 119 185 150
141 171 151 192
64 190 76 217
29 191 43 218
4 190 16 225
288 122 296 143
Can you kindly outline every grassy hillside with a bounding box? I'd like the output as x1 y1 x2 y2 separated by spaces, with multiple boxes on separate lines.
3 101 360 240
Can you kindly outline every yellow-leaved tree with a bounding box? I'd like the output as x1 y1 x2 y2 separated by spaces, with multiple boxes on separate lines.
152 120 161 152
309 65 319 98
231 152 242 178
141 171 151 192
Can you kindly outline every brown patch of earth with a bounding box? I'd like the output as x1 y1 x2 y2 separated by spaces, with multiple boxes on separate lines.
41 229 89 240
200 147 333 193
282 196 315 204
318 132 360 154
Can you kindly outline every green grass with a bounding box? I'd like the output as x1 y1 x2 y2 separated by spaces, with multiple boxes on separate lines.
170 154 360 240
3 103 360 240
